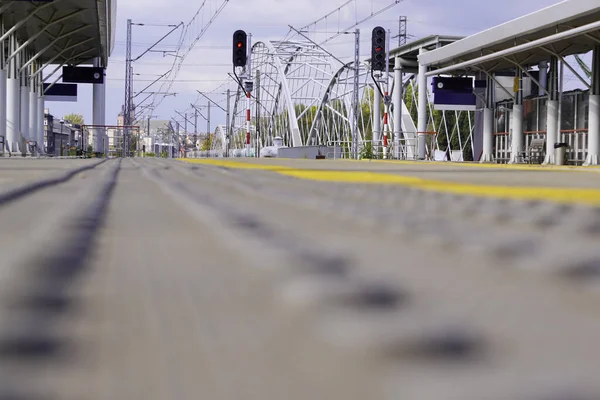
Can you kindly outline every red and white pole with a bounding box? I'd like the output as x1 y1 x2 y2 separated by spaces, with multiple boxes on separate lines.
383 90 389 159
246 91 251 154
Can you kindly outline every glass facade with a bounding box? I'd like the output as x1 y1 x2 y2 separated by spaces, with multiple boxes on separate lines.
493 90 590 164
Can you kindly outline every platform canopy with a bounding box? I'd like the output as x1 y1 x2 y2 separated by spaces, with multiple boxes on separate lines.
419 0 600 75
365 35 463 72
0 0 116 67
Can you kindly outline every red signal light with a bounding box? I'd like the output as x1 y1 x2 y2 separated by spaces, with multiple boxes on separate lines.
375 46 382 52
237 42 243 48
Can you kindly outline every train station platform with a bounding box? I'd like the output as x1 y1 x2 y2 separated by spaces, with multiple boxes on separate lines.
1 158 600 399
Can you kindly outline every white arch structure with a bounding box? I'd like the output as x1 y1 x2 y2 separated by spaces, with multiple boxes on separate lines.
228 39 423 157
224 38 470 160
230 39 337 149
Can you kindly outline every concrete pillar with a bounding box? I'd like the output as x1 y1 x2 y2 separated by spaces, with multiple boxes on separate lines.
417 47 428 160
29 68 38 155
92 57 105 153
37 72 45 154
7 35 20 154
584 46 600 166
543 57 559 164
481 75 495 163
509 69 524 164
393 56 403 159
481 108 494 162
20 58 30 147
372 79 381 156
0 54 6 155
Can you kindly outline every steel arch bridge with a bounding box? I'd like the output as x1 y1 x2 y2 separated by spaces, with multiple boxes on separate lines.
224 38 474 160
227 39 420 153
230 39 337 149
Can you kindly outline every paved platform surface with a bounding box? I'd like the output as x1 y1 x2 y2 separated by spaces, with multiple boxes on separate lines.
1 157 600 399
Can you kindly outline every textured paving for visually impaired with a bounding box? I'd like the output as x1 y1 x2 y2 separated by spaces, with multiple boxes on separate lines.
1 157 600 400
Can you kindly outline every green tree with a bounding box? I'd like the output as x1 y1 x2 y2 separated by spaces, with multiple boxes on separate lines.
63 113 84 126
201 134 214 150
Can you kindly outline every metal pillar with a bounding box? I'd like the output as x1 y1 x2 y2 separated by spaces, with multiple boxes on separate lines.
0 23 6 154
245 34 252 156
538 61 548 96
194 108 198 134
382 28 391 160
123 18 133 157
393 56 403 159
7 35 20 154
544 57 559 164
352 29 360 159
29 64 38 154
226 88 230 157
92 57 105 153
175 121 180 158
372 79 381 156
245 91 251 155
509 69 524 163
481 75 495 162
255 69 260 157
397 16 407 47
417 47 428 160
584 46 600 166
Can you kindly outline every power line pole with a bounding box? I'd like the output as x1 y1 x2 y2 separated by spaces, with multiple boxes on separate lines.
352 28 360 159
194 108 198 134
207 101 210 137
255 69 260 157
123 18 133 157
226 88 230 157
398 16 407 47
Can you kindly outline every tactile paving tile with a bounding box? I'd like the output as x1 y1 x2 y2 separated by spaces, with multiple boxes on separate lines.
2 157 600 399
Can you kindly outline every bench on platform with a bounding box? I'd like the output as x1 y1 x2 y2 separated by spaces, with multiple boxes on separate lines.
521 138 546 164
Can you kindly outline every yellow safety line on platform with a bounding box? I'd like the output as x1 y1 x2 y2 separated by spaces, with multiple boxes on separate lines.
278 170 600 206
180 159 600 206
182 158 294 171
357 159 600 172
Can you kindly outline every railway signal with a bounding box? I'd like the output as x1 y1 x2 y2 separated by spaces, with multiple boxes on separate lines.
371 26 386 71
233 30 247 67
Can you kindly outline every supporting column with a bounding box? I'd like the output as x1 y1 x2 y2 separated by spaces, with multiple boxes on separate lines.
0 27 6 155
393 56 403 159
481 75 495 163
29 65 38 155
20 53 30 153
544 57 559 164
372 78 381 156
6 35 20 155
92 57 105 153
538 61 548 96
101 74 107 155
509 68 524 164
37 68 45 154
417 47 428 160
584 46 600 166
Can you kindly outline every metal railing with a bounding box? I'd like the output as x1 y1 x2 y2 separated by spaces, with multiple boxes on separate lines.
326 133 433 160
494 130 588 164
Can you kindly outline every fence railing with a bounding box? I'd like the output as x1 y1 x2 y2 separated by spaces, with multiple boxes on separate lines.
494 130 588 164
326 133 436 160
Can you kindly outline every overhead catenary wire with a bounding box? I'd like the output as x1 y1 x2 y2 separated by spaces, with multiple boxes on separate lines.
150 0 231 113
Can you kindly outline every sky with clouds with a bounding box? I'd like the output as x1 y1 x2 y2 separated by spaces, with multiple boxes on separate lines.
45 0 568 129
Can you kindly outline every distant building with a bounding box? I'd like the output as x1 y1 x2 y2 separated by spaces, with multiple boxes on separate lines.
43 109 79 156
